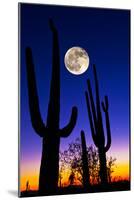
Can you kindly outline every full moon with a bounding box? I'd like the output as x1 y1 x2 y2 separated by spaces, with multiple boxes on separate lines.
64 47 89 75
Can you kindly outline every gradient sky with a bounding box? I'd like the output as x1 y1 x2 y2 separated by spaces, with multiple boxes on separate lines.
20 3 130 190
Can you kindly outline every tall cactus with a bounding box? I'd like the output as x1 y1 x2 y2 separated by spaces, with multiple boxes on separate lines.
81 130 90 189
25 19 78 194
85 64 111 185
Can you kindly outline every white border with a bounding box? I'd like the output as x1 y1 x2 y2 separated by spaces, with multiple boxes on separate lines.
0 0 133 199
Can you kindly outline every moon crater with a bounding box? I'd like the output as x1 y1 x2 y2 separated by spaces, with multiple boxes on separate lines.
64 47 89 75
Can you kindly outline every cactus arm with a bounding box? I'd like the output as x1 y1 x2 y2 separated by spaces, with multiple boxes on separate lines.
58 107 78 138
93 64 105 141
49 18 56 32
93 64 101 115
102 96 111 152
25 47 46 137
102 96 108 112
93 64 103 127
85 91 98 147
87 79 97 130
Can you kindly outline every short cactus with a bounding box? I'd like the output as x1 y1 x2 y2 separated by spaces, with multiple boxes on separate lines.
81 130 90 188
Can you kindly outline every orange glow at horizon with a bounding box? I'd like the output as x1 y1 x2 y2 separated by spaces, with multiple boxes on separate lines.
20 161 130 192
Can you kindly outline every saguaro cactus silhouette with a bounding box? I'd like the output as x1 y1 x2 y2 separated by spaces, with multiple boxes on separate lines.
85 64 111 185
25 19 78 194
81 130 90 189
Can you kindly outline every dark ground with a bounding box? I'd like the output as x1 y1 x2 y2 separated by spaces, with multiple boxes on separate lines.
20 180 130 197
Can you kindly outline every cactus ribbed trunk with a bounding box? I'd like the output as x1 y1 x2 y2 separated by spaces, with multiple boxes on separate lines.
25 19 78 194
38 19 60 194
98 148 107 185
47 19 60 130
81 130 90 189
39 137 60 193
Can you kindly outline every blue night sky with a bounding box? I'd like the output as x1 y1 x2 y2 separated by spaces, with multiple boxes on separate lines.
20 4 130 164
